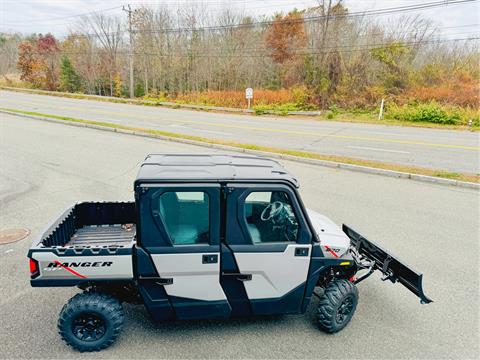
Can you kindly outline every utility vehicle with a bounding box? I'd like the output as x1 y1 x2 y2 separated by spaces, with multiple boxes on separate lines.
28 154 432 352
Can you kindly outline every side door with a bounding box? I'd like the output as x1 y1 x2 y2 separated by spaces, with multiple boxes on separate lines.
223 183 313 315
137 183 231 320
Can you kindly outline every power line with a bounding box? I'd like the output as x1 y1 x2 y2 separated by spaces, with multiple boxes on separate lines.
6 0 477 42
127 31 480 55
130 0 478 34
59 36 479 58
57 0 477 40
2 5 123 24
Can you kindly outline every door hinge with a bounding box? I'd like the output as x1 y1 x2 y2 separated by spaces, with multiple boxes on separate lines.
222 186 234 199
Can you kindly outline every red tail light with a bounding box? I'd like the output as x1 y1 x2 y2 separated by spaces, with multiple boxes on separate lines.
29 258 39 277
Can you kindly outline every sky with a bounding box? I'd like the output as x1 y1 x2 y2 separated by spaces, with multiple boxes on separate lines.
0 0 479 38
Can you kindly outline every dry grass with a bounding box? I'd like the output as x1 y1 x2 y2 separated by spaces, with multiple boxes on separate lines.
159 89 301 108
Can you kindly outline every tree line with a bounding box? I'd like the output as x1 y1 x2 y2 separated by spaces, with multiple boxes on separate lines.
1 0 478 110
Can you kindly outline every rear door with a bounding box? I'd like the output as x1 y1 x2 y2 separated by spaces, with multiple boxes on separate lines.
138 183 231 320
222 184 313 315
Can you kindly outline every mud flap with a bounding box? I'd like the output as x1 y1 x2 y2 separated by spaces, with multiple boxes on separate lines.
343 224 433 304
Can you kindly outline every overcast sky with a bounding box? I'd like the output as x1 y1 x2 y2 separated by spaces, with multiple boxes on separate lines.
0 0 479 38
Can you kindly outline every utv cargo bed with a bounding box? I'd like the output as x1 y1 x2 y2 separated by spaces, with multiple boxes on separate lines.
65 224 136 248
32 202 136 253
28 202 136 286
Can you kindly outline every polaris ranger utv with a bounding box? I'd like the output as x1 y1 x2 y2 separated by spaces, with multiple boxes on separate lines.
28 154 432 352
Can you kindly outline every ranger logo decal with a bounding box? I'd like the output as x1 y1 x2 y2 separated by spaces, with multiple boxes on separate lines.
43 261 113 279
46 261 113 268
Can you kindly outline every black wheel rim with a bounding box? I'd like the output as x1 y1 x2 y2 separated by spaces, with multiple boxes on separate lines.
72 312 106 342
336 296 354 324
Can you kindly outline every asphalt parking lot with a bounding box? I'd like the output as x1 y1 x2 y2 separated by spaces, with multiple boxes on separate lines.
0 113 478 359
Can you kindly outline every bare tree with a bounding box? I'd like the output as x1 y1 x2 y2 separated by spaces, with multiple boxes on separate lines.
78 14 123 96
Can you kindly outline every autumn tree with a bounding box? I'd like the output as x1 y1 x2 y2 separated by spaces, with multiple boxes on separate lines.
17 41 43 86
265 11 306 63
79 14 123 96
36 34 60 90
265 10 306 87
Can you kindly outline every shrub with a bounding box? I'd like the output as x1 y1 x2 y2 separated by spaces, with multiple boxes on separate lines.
252 102 312 115
385 102 469 125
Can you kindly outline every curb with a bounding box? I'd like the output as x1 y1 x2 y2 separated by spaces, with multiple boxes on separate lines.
0 86 321 116
2 109 478 190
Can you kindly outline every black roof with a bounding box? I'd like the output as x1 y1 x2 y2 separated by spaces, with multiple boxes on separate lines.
135 154 298 187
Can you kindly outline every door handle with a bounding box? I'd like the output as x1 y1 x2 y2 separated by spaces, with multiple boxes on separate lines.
155 278 173 286
295 247 309 257
138 276 173 285
222 272 252 281
202 254 218 264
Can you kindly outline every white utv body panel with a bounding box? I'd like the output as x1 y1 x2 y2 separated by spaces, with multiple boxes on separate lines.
234 244 311 299
306 209 351 257
151 253 228 301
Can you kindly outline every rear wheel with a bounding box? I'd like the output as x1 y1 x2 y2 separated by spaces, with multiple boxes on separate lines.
58 292 124 352
317 279 358 333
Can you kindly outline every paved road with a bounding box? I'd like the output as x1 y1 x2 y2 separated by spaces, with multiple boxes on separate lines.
1 90 479 174
0 113 479 359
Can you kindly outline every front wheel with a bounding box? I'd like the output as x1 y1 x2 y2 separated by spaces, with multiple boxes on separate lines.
58 292 125 352
317 279 358 333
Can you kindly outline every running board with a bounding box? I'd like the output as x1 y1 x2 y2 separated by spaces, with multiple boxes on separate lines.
343 224 433 304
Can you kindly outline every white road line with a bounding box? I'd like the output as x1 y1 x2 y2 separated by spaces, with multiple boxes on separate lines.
195 129 233 136
347 145 411 154
168 124 232 136
168 124 189 129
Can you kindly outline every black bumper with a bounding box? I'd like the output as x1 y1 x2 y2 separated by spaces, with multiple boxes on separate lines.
343 224 433 304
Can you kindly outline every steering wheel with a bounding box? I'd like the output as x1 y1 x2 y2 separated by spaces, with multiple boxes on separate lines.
261 201 284 222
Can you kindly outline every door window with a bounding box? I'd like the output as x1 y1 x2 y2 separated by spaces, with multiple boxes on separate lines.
244 191 299 243
158 191 210 245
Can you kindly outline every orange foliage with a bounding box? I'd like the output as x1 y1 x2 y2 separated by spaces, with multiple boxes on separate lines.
264 11 306 64
403 79 479 108
173 89 300 108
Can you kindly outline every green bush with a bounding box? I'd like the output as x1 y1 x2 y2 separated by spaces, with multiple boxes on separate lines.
253 102 315 115
328 104 339 114
326 111 335 119
386 102 464 125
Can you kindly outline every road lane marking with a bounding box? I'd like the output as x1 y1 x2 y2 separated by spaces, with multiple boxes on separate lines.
194 129 233 135
347 146 411 154
2 98 478 151
168 124 232 135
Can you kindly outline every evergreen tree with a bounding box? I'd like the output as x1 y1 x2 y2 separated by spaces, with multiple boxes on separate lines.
60 56 81 92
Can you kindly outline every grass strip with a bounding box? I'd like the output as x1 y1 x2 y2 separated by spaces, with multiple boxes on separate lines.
2 107 478 184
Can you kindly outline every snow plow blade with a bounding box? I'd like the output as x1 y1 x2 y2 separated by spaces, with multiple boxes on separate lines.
343 224 433 304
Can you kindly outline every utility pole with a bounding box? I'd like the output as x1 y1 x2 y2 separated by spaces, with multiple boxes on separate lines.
122 4 134 98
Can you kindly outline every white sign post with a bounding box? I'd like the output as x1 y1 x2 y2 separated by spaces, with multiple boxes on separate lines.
245 88 253 109
378 98 385 120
